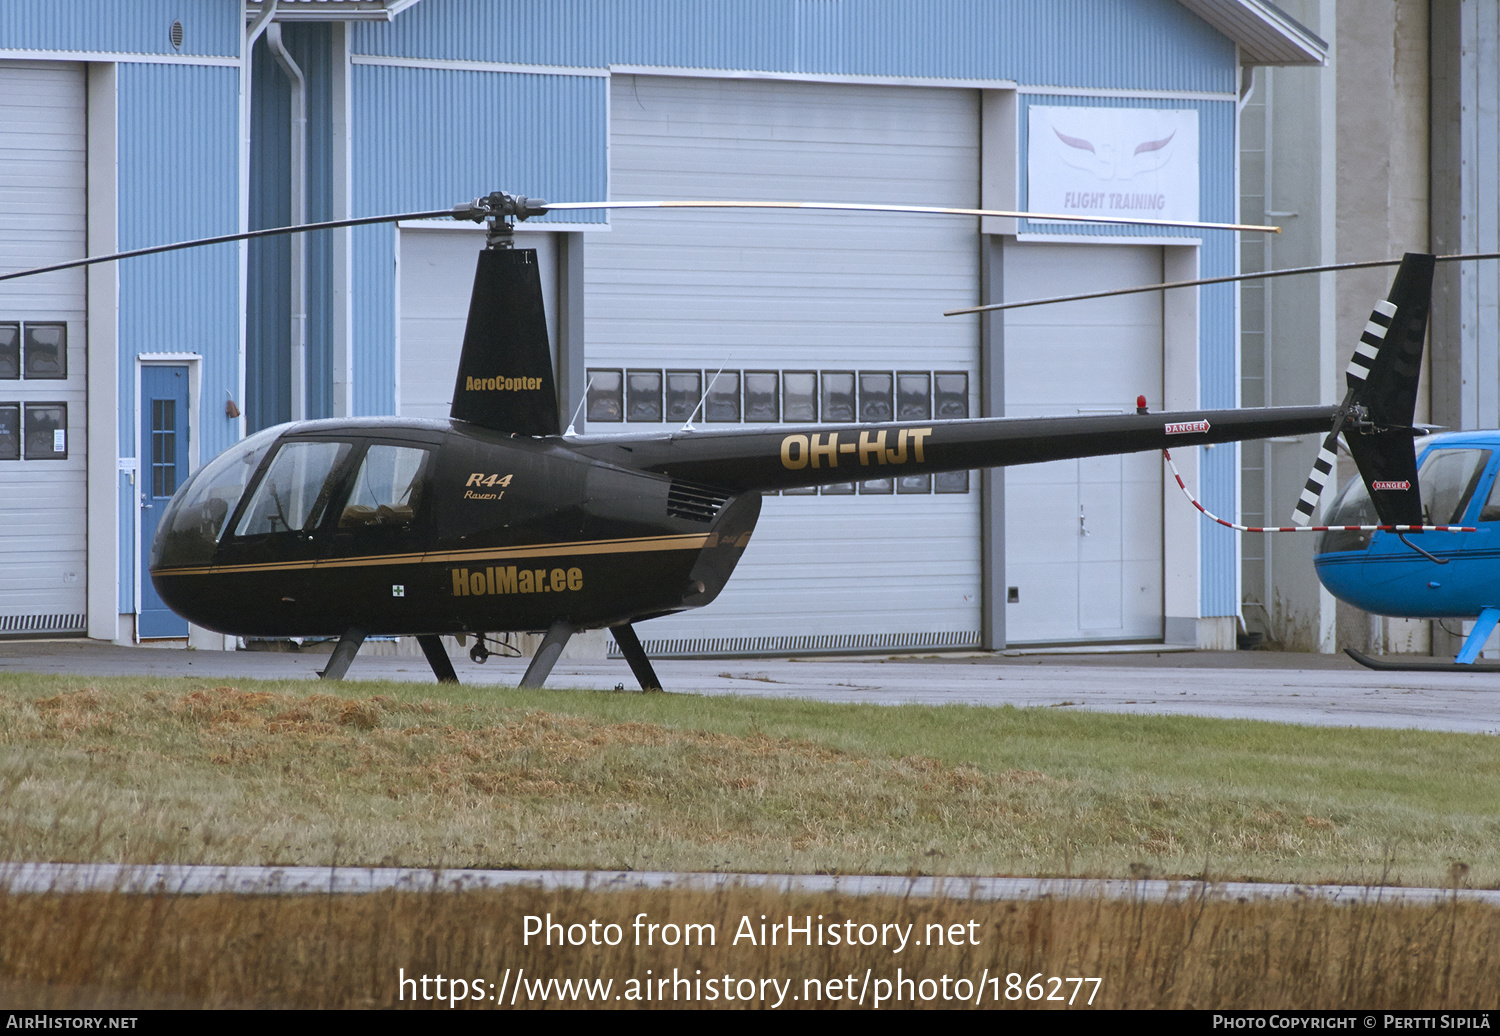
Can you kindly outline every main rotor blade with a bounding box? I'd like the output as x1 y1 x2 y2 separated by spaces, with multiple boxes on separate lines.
539 199 1281 235
945 251 1500 316
0 206 464 284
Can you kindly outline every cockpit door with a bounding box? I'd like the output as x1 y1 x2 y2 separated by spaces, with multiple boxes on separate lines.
322 442 434 562
216 438 356 570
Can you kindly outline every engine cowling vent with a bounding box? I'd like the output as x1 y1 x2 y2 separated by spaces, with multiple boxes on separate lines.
667 480 730 523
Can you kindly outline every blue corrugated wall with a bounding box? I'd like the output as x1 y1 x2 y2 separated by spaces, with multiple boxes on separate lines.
351 0 1237 95
0 0 237 56
115 62 240 613
350 64 608 416
248 23 337 431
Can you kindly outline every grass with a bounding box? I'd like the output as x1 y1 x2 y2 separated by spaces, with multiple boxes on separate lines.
2 885 1498 1009
0 671 1496 886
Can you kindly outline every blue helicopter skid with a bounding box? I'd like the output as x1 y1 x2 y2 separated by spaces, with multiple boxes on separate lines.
1344 648 1500 673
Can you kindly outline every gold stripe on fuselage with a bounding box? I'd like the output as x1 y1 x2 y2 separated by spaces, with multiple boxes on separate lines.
154 533 712 577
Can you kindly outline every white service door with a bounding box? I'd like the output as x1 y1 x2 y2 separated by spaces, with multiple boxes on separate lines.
588 74 982 655
1004 242 1164 644
0 62 87 636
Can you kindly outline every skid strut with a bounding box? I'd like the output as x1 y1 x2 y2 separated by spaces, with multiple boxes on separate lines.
417 634 459 684
611 622 663 691
519 619 575 689
318 627 367 681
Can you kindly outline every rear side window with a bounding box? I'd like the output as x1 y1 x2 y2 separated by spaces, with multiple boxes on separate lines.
235 441 351 536
340 445 430 530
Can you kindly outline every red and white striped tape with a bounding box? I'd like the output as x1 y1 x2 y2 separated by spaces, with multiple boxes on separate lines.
1162 449 1474 534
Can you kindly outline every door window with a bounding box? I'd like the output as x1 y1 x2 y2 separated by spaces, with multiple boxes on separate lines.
339 445 429 530
1419 449 1492 525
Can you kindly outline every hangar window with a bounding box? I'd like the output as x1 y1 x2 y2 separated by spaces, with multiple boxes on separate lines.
935 470 969 494
235 440 351 537
585 369 623 422
341 445 429 530
22 403 66 459
0 325 17 379
860 477 893 494
744 371 779 422
898 473 931 494
934 373 970 493
821 371 855 422
782 371 817 422
897 373 931 420
0 404 17 460
663 370 701 422
859 372 893 422
626 370 663 422
23 324 65 379
934 372 969 419
705 370 740 422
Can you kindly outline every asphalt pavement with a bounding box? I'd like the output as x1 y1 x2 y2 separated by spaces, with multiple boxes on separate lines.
3 638 1498 734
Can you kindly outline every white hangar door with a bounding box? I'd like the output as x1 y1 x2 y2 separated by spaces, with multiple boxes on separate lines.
588 74 981 655
1003 242 1164 644
0 62 88 637
398 227 557 420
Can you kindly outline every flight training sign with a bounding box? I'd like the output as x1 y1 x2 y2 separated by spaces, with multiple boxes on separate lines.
1026 106 1199 228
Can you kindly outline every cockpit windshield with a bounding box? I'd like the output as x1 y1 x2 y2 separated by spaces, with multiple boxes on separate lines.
149 425 285 568
1318 446 1492 555
1318 475 1378 554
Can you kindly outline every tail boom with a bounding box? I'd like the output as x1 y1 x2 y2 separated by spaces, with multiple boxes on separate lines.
575 405 1337 493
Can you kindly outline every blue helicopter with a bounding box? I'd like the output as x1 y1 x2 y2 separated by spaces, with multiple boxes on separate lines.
1042 250 1500 672
1315 426 1500 671
1224 252 1500 672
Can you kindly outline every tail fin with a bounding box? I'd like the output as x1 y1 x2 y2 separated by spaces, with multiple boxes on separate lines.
449 247 560 436
1291 252 1435 527
1342 253 1434 527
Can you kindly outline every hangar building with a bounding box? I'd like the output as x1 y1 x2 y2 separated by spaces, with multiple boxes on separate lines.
0 0 1324 656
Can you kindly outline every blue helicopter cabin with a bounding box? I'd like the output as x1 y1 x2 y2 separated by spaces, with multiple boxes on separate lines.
1315 431 1500 659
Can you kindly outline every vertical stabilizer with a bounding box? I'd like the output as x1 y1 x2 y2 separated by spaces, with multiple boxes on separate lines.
1342 253 1434 528
1291 252 1434 527
449 247 560 436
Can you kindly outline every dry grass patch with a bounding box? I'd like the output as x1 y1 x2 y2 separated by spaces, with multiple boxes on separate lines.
0 885 1497 1009
0 672 1496 884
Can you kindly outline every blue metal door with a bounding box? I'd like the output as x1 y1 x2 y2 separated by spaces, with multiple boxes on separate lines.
139 366 190 637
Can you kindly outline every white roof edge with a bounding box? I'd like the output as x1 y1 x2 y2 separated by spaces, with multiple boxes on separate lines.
244 0 427 23
1176 0 1328 66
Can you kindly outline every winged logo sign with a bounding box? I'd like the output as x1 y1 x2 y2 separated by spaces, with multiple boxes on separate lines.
1026 106 1200 227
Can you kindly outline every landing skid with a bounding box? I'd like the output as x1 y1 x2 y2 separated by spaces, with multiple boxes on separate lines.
1346 606 1500 671
1345 648 1500 673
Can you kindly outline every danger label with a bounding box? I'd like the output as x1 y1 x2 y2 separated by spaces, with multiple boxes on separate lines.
1164 420 1211 435
1372 480 1412 491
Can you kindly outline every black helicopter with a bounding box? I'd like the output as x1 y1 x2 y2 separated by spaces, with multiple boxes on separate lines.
4 192 1430 690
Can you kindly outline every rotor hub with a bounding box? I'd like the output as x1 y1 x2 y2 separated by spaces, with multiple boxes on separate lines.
452 191 549 249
